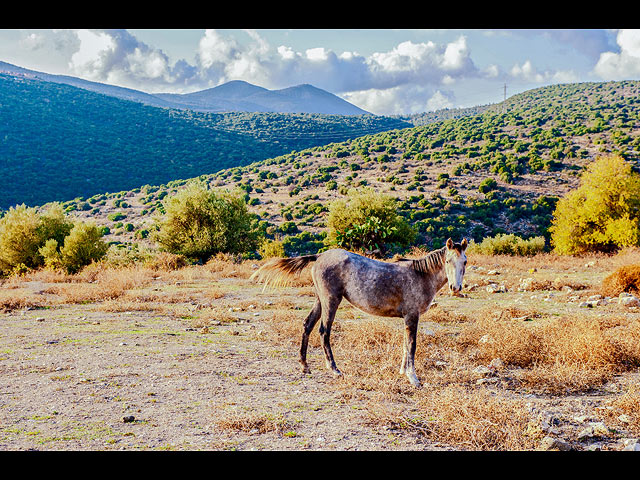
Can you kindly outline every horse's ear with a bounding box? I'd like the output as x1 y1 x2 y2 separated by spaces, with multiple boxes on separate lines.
446 238 453 249
461 238 468 250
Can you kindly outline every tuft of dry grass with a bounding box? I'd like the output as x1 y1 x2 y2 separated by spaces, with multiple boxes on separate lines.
601 264 640 296
368 384 540 450
213 410 293 435
42 265 155 303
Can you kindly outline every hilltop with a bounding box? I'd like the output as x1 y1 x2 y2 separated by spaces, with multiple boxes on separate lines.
57 80 640 255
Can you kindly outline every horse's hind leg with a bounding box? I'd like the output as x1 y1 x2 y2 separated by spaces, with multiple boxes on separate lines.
320 295 343 377
299 298 321 374
402 313 421 387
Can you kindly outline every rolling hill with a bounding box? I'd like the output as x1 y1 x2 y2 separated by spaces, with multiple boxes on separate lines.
57 80 640 255
0 71 408 208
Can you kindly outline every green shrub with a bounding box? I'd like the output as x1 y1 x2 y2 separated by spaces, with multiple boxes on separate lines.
42 222 109 274
0 204 73 275
326 188 416 255
478 178 498 194
467 233 546 256
258 238 286 259
154 183 260 262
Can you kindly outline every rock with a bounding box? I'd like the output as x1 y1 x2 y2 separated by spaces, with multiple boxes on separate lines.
487 270 500 275
585 261 595 268
588 294 603 301
519 278 534 291
619 295 639 307
486 284 506 293
622 438 640 451
540 436 572 451
618 414 632 424
488 358 504 371
579 302 592 308
123 415 135 423
472 365 492 377
199 326 210 334
579 422 610 440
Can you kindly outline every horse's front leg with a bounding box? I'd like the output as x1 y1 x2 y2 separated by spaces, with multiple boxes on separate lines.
401 313 421 387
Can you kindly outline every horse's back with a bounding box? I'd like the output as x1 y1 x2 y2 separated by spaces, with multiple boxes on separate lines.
313 249 417 317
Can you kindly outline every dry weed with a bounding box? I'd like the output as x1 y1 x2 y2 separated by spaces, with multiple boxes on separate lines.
601 264 640 296
367 384 539 450
213 410 293 435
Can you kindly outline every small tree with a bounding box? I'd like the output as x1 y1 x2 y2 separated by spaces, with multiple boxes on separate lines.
154 183 260 262
550 155 640 254
326 188 416 255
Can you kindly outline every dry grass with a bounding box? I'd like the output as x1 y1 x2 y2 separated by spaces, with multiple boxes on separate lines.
601 264 640 296
213 410 293 435
368 384 540 450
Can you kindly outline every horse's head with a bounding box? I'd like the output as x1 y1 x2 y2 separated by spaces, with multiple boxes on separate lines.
444 237 468 296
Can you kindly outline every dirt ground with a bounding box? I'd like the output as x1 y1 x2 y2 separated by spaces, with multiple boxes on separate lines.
1 253 639 451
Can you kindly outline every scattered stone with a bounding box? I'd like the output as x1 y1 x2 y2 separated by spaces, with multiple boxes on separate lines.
472 365 492 377
618 414 632 424
488 358 504 371
199 326 210 334
36 317 45 322
123 415 135 423
619 295 639 307
540 436 572 451
487 270 500 275
622 438 640 451
519 278 534 291
486 284 506 293
578 422 610 441
585 261 596 268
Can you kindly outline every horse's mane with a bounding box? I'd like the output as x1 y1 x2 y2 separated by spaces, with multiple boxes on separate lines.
409 247 446 275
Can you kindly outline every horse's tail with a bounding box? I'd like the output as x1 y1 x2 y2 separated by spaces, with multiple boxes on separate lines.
250 254 319 289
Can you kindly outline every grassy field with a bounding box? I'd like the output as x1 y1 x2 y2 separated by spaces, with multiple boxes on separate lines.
1 248 640 450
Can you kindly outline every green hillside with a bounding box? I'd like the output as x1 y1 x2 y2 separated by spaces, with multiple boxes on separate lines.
0 73 409 208
37 80 640 255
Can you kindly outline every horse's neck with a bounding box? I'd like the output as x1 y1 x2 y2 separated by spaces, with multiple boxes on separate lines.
432 262 448 292
417 249 448 294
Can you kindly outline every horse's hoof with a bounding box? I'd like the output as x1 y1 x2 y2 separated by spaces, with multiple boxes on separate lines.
407 375 421 388
331 368 343 378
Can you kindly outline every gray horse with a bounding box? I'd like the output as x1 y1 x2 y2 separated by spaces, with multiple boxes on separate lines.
251 238 468 387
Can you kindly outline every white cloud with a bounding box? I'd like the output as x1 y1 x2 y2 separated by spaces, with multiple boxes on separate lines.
594 29 640 80
509 59 578 84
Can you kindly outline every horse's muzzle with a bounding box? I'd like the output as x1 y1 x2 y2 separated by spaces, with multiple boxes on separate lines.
449 285 462 296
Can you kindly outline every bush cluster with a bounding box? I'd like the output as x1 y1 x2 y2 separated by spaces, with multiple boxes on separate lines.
467 233 546 256
0 204 108 275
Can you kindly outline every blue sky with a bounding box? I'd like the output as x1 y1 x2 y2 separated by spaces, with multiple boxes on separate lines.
0 29 637 115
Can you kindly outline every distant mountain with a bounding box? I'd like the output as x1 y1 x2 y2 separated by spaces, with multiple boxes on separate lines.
0 61 369 115
155 81 370 115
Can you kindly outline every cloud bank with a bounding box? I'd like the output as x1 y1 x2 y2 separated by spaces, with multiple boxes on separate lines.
13 29 631 115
